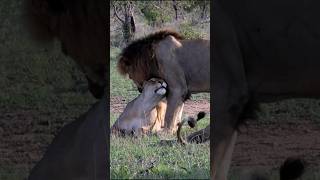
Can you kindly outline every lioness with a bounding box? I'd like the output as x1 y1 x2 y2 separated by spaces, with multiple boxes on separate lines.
112 78 168 135
118 30 210 133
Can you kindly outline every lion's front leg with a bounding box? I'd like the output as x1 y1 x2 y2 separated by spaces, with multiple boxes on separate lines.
212 124 238 180
163 90 185 133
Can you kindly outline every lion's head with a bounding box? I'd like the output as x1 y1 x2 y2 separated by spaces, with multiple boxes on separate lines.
25 0 107 98
112 78 167 136
117 30 184 91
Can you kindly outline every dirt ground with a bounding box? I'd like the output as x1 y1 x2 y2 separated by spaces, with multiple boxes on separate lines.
233 120 320 168
0 107 79 174
110 96 211 116
1 97 320 177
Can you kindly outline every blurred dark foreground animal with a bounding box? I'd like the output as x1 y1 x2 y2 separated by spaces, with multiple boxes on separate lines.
241 157 305 180
25 0 107 99
25 0 108 179
213 0 320 179
28 97 107 180
177 113 305 180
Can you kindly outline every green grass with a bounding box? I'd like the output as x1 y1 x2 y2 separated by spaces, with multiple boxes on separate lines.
110 47 139 100
110 47 210 179
0 0 95 112
110 113 210 179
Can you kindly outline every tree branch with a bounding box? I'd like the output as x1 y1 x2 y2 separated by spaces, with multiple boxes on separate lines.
112 3 124 23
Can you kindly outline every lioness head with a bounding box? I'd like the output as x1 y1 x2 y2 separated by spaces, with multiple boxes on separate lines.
112 78 167 136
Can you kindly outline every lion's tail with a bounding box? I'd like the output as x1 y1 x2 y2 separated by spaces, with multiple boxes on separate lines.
177 111 206 145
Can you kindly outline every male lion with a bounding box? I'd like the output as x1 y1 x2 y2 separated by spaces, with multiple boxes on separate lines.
25 0 108 179
118 30 210 133
25 0 107 98
112 78 168 135
213 1 320 179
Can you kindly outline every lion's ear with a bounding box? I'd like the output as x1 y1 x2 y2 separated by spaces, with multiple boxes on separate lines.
117 57 130 75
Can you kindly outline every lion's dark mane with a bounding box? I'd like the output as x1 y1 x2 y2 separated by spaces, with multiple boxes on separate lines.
117 30 184 79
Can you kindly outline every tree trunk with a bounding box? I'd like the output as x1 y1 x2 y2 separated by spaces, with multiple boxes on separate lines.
113 1 136 45
172 0 178 20
200 2 206 19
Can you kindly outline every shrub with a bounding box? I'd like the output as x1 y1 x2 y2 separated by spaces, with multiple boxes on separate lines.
141 5 171 26
179 23 204 39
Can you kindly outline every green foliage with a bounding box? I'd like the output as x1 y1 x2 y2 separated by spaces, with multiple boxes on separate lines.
180 1 200 13
180 1 210 13
141 5 172 26
179 23 204 39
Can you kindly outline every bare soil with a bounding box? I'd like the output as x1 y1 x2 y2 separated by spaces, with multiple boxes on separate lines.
0 107 77 173
233 120 320 168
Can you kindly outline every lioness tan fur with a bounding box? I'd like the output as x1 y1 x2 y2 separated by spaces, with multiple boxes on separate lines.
112 78 170 135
